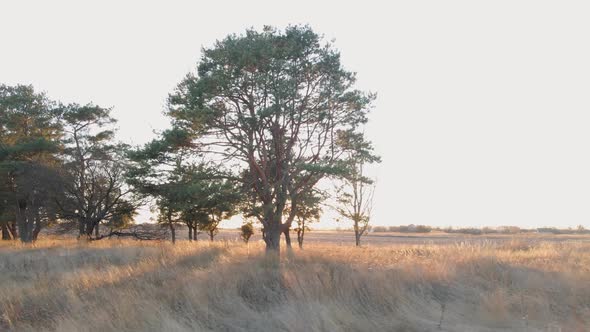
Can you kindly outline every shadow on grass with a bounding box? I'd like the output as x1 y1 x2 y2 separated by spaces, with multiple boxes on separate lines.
0 245 163 280
0 244 227 331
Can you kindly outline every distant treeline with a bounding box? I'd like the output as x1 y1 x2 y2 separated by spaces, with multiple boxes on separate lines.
371 225 433 233
368 225 590 235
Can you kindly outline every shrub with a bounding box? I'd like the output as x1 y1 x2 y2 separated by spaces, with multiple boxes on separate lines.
414 225 432 233
481 227 498 234
537 227 590 235
444 227 482 235
240 223 255 243
498 226 521 234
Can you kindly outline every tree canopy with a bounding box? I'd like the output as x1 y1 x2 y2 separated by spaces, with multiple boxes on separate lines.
0 84 138 242
167 25 376 252
56 103 137 239
0 26 379 249
0 84 62 242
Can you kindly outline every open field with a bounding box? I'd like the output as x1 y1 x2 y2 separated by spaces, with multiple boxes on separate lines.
213 229 590 246
1 236 590 331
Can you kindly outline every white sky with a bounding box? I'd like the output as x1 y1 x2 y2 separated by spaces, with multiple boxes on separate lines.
1 1 589 229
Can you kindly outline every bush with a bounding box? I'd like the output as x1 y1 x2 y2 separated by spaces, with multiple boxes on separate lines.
481 227 498 234
240 223 255 243
537 227 590 235
372 226 388 232
443 227 482 235
414 225 432 233
498 226 521 234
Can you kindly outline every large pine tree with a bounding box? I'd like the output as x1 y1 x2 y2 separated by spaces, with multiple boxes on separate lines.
167 26 376 253
0 84 62 242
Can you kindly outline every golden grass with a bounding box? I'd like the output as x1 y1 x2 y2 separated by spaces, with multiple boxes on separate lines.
1 238 589 331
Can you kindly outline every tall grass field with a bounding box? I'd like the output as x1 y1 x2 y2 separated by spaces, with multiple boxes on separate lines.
1 237 589 331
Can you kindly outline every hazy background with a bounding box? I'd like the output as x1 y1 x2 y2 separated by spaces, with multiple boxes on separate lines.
1 0 589 229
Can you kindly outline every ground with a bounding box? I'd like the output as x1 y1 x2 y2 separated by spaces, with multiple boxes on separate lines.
1 232 589 331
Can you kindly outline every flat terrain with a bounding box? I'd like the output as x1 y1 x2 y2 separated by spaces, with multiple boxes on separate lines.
1 235 589 331
215 229 590 245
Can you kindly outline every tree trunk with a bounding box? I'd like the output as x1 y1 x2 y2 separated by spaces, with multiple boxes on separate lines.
32 214 42 241
17 200 33 243
1 223 11 240
209 230 214 241
354 229 361 246
188 225 193 241
264 219 281 253
84 221 96 239
297 223 305 249
78 218 86 238
94 223 100 238
193 227 198 241
169 222 176 244
283 206 297 249
284 228 292 249
8 222 17 240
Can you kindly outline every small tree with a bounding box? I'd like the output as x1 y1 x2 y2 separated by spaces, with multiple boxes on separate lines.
291 189 324 249
240 222 254 243
155 198 181 244
335 130 380 246
199 217 219 242
182 208 206 241
128 128 197 244
128 128 242 244
103 201 136 232
199 178 241 241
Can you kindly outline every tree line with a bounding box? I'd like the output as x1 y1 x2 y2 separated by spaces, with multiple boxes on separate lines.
0 25 380 254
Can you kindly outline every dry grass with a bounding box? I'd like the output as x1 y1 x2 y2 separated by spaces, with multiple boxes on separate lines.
1 238 589 331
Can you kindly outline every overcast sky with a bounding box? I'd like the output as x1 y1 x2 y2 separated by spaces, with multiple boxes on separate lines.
1 1 589 228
